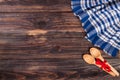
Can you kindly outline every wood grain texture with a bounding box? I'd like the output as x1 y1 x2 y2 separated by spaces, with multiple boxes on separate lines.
0 0 119 80
0 0 71 12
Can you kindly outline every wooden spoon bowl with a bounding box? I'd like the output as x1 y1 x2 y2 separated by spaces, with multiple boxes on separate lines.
90 48 101 58
83 54 95 64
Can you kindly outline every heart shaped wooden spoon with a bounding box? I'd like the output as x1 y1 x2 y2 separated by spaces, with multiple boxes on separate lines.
83 53 116 77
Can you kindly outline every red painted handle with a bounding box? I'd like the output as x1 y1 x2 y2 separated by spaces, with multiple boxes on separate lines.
95 58 111 72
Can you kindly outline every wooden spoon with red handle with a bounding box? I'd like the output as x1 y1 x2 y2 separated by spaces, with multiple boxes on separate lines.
90 48 119 76
83 54 116 77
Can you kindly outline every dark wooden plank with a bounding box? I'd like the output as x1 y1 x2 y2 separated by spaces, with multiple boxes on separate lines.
0 0 71 12
0 12 82 31
0 30 91 57
0 59 120 80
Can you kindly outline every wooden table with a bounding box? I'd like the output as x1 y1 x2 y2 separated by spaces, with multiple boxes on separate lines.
0 0 120 80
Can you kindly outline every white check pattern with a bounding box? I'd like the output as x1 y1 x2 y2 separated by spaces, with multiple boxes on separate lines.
71 0 120 57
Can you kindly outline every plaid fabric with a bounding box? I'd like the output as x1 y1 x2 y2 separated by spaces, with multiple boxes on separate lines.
71 0 120 57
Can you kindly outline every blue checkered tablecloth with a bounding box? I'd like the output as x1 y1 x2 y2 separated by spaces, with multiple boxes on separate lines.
71 0 120 57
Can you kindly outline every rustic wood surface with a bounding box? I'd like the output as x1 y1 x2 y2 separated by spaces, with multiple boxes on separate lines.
0 0 120 80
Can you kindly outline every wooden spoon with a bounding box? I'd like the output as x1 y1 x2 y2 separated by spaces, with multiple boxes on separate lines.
90 48 119 76
83 54 116 77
